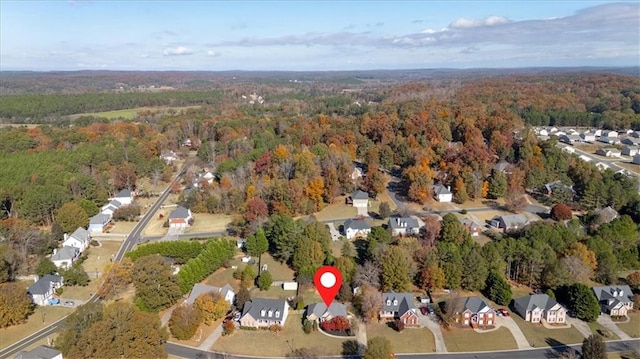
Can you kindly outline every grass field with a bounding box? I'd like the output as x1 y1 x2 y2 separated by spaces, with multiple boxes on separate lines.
0 305 72 349
69 105 201 120
365 323 436 353
588 322 620 340
441 326 518 352
617 311 640 338
614 162 640 174
212 313 351 356
185 213 233 234
108 220 137 235
310 200 358 222
511 312 585 347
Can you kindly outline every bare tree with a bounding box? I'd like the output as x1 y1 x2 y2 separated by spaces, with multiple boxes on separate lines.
354 261 381 289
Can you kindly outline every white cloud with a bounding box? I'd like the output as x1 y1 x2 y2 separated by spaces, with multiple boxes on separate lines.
207 50 220 57
449 15 509 28
163 46 193 56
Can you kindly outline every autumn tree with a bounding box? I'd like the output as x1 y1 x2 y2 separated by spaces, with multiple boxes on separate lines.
417 262 446 292
354 261 381 289
626 271 640 290
363 337 392 359
564 242 597 271
551 203 573 221
56 302 105 355
244 197 269 226
381 246 410 292
169 305 202 340
235 285 251 309
55 202 89 233
194 292 229 324
0 282 33 328
132 254 182 312
357 285 382 323
98 258 133 299
378 202 391 219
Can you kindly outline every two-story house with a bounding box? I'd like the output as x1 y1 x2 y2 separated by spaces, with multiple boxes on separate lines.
592 285 634 316
168 206 194 229
343 218 371 239
349 190 369 208
450 296 495 329
27 274 63 306
379 292 419 326
240 298 289 328
62 227 90 252
513 294 567 324
388 217 421 236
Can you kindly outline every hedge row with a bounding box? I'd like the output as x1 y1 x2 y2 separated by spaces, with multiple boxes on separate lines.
177 239 237 293
126 241 204 264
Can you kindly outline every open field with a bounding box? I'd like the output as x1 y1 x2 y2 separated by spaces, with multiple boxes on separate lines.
108 220 137 235
442 326 518 352
310 199 358 222
0 305 72 350
365 323 436 353
185 213 233 234
511 311 585 347
212 313 351 356
68 105 201 120
617 311 640 338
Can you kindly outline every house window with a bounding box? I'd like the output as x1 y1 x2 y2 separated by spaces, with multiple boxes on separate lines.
393 299 398 306
275 311 280 318
386 300 391 306
464 313 470 318
268 310 273 317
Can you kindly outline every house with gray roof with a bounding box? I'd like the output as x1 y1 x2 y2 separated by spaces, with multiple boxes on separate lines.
14 345 62 359
621 145 639 156
513 294 566 324
168 206 193 229
388 217 421 236
559 134 581 144
621 137 640 146
110 189 134 205
240 298 289 328
343 218 371 239
27 274 63 306
592 285 634 316
598 136 620 145
596 147 622 158
305 302 348 324
185 283 235 305
461 218 484 237
349 190 369 208
380 292 419 326
489 214 529 232
594 206 619 225
432 184 452 203
51 246 79 269
63 227 90 252
100 199 122 216
492 161 512 174
88 213 111 233
449 296 495 328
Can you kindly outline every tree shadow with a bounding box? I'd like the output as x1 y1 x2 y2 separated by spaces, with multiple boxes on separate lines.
353 239 368 264
342 339 360 356
544 337 578 359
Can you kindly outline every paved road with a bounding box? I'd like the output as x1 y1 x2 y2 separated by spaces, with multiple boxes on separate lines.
0 163 191 359
164 339 640 359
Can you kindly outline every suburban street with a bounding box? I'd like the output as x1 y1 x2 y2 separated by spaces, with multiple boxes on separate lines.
0 163 190 359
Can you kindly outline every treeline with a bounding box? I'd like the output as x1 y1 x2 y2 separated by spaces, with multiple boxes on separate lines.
0 90 222 120
176 238 237 293
126 240 203 264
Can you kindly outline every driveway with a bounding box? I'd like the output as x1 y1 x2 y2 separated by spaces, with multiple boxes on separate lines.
597 315 632 340
496 315 532 349
417 312 447 352
356 206 369 217
326 222 341 241
567 317 592 338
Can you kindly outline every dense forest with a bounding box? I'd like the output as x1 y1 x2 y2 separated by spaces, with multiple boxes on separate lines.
1 70 639 340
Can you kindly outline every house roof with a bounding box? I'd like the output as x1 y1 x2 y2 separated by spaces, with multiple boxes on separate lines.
461 218 483 231
382 292 415 317
497 214 528 228
451 296 491 314
306 302 348 319
242 298 287 321
27 274 63 295
544 180 573 193
592 286 633 311
115 189 132 198
51 246 78 262
513 294 562 313
388 217 420 230
169 206 190 219
89 213 110 225
599 147 621 153
492 161 511 172
351 190 369 200
432 184 452 196
14 345 62 359
69 227 90 242
185 283 235 305
344 218 371 231
595 206 619 221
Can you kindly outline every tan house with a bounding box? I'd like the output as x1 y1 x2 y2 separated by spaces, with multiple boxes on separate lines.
240 298 289 328
513 294 566 324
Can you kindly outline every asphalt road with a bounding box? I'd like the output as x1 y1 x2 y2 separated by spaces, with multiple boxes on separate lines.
0 164 190 359
165 339 640 359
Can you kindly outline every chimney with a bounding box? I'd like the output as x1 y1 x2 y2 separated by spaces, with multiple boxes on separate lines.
63 233 69 241
447 186 451 191
53 248 57 255
619 289 624 297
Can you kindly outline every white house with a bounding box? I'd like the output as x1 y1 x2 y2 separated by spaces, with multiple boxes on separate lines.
622 145 639 156
27 274 63 306
168 206 193 229
100 200 122 216
388 217 421 236
596 147 621 157
51 246 79 268
110 189 134 206
351 167 363 182
604 130 618 138
160 150 179 164
185 283 235 305
598 136 619 145
14 345 63 359
433 184 453 203
349 190 369 208
513 294 567 324
63 227 90 252
580 132 596 142
88 213 111 233
343 218 371 239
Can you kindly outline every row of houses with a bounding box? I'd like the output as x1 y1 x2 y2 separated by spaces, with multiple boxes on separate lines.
88 189 135 234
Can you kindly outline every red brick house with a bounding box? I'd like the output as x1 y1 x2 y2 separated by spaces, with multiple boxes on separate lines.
379 292 419 326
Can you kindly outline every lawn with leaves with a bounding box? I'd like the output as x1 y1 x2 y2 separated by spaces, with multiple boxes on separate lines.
365 323 436 353
0 305 72 350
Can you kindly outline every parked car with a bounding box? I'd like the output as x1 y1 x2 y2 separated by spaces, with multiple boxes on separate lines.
497 308 509 316
64 300 75 306
419 306 428 315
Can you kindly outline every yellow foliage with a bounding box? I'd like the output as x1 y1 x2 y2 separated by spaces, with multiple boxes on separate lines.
274 144 289 161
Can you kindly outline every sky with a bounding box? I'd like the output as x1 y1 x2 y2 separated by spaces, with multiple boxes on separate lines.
1 1 639 71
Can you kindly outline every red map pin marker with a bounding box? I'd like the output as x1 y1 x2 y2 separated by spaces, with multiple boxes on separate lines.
314 266 342 307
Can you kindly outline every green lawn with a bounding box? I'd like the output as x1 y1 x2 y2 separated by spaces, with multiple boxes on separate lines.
510 311 586 347
213 313 352 356
442 327 518 352
617 311 640 338
366 323 436 353
588 322 620 340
